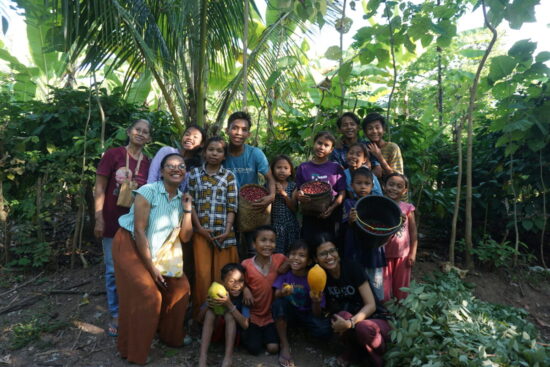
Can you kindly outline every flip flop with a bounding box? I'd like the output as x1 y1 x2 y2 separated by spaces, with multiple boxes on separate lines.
107 322 118 337
278 353 296 367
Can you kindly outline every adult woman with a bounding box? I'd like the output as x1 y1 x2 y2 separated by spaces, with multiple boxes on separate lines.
313 233 391 367
114 153 193 365
94 119 152 336
147 124 206 190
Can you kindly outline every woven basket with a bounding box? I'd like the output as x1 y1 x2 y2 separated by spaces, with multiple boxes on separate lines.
299 180 332 216
237 184 271 232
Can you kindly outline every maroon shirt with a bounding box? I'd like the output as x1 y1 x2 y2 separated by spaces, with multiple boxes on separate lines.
96 146 150 238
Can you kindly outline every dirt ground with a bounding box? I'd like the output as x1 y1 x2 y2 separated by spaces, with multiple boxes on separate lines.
1 253 549 367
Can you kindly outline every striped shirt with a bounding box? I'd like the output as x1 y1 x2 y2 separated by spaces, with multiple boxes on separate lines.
188 165 238 248
381 142 404 174
118 181 183 259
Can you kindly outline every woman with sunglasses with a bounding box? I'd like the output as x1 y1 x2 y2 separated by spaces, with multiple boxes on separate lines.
113 153 193 365
313 233 391 367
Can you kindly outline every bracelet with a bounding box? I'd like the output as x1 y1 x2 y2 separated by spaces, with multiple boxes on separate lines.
349 319 355 329
182 209 192 213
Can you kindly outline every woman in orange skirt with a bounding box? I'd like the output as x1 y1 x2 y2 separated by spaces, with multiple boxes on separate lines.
113 153 193 365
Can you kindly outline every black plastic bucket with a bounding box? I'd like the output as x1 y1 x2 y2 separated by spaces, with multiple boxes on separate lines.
353 195 403 249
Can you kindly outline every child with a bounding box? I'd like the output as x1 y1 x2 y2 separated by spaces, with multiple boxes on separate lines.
198 263 250 367
330 112 382 177
224 111 276 258
382 173 418 301
362 113 404 176
272 240 332 367
344 167 387 301
270 155 300 254
241 225 287 355
344 142 383 198
189 136 239 320
294 131 346 244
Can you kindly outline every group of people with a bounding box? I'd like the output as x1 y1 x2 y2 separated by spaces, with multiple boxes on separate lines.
93 110 418 366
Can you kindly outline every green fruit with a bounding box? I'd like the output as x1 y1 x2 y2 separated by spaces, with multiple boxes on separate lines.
208 282 228 315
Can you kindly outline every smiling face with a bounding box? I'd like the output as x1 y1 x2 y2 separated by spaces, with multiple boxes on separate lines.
181 127 204 151
223 269 245 297
273 159 292 182
364 121 385 143
352 174 374 198
252 230 276 259
315 241 340 272
127 120 151 147
161 155 186 186
288 247 309 272
339 116 359 140
226 119 250 147
204 141 226 166
346 145 368 170
384 175 407 201
313 136 334 160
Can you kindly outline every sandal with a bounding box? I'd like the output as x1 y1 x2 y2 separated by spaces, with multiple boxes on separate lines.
278 353 296 367
107 322 118 337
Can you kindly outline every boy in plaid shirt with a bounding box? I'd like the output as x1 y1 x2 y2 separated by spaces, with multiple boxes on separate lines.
189 136 239 321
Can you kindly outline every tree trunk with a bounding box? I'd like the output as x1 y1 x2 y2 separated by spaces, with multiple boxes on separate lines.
449 119 463 265
338 0 347 114
510 154 520 267
242 0 249 109
385 4 397 136
540 150 548 268
196 0 209 127
464 0 497 269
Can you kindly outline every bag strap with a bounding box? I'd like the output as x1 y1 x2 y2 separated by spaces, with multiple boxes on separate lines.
125 147 143 179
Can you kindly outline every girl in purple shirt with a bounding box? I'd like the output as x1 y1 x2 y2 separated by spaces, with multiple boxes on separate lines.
293 131 346 244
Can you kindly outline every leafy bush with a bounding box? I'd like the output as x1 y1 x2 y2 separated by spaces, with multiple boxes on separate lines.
386 271 550 366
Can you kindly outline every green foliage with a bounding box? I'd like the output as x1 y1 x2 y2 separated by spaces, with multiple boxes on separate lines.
386 272 550 366
9 317 67 350
1 87 173 268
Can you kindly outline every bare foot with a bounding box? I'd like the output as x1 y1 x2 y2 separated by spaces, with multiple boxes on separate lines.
221 356 232 367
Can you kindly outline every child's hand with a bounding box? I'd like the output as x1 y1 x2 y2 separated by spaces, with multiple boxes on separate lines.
251 194 274 209
281 283 293 297
198 226 213 241
297 190 311 203
407 252 416 267
242 287 254 306
366 142 382 159
212 228 230 246
275 183 287 197
309 290 322 303
349 208 358 223
331 314 352 335
320 205 335 219
278 260 290 274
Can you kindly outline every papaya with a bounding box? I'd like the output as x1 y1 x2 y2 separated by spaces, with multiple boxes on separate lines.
208 282 228 315
307 264 327 293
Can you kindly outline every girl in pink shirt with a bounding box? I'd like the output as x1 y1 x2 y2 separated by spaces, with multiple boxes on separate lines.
382 173 418 301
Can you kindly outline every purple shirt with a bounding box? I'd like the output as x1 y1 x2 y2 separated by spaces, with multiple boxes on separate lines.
147 146 188 192
273 271 326 312
295 161 346 197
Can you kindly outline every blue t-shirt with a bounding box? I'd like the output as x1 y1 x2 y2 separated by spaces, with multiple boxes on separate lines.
223 144 269 188
342 198 386 268
272 271 326 312
344 168 383 197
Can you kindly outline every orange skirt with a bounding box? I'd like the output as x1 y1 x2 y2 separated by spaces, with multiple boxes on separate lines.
113 228 190 365
192 232 239 321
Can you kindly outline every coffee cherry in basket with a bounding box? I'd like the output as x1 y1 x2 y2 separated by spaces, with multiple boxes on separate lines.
240 185 268 202
301 181 331 195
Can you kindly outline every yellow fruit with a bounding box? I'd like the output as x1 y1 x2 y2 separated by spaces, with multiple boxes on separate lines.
208 282 228 315
283 283 293 293
307 264 327 293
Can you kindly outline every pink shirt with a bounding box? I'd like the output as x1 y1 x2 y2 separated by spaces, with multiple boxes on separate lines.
384 201 415 258
242 254 287 326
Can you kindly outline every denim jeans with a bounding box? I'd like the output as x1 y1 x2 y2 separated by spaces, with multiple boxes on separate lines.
272 297 332 340
103 237 119 318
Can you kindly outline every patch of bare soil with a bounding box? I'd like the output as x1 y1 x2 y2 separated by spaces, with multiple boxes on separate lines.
1 254 549 367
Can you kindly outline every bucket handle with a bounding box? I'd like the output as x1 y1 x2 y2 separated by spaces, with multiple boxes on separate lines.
355 214 403 232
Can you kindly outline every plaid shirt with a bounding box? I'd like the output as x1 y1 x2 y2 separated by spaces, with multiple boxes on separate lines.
188 165 238 248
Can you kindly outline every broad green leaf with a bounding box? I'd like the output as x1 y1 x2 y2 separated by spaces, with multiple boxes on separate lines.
460 49 485 59
535 51 550 63
338 61 353 82
508 39 537 62
492 82 516 99
488 55 517 82
505 0 538 30
325 45 342 60
335 17 353 34
127 69 152 104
